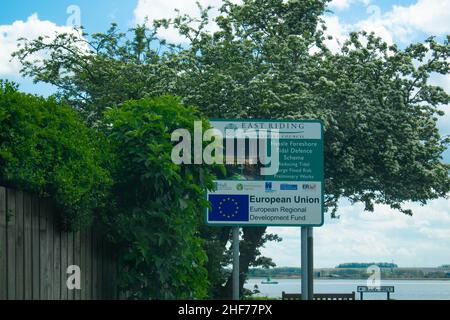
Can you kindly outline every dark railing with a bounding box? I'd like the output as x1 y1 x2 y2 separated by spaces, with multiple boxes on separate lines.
282 291 356 300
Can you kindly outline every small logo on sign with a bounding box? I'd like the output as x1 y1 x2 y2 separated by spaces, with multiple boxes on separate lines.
265 182 275 193
208 194 250 222
280 184 298 191
303 184 317 191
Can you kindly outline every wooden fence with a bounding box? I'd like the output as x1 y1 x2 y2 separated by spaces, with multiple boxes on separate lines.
0 186 118 300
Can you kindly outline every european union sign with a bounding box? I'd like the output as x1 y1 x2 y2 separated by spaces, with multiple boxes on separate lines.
207 119 324 227
208 194 249 222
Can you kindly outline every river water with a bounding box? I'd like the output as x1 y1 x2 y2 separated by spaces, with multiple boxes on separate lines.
245 278 450 300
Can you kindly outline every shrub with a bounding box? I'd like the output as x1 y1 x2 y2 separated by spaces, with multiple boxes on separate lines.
103 96 216 299
0 80 111 229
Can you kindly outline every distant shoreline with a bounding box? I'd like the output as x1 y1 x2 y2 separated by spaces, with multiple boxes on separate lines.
249 276 450 281
248 266 450 280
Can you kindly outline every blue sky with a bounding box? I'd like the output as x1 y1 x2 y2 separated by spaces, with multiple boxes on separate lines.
1 0 449 268
0 0 136 30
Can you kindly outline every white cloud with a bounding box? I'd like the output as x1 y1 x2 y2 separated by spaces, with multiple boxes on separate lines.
134 0 241 43
324 0 450 49
0 13 78 77
134 0 223 20
355 0 450 44
263 198 450 268
429 74 450 136
329 0 352 10
355 5 395 44
322 15 352 53
329 0 371 11
133 0 449 46
322 5 395 52
387 0 450 36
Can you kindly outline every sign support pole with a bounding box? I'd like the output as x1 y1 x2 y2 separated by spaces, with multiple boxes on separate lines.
308 227 314 300
232 226 240 300
301 227 314 300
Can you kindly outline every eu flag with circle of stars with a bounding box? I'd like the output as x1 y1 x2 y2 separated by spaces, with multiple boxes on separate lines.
208 194 249 222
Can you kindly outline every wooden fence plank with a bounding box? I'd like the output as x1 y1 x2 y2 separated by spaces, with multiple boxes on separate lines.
85 228 92 300
74 231 81 300
80 230 88 300
105 242 115 300
0 187 7 300
24 193 32 300
98 237 103 300
46 200 54 300
106 241 116 300
7 189 16 300
60 230 68 300
52 209 61 300
67 231 74 300
112 249 118 300
79 230 84 300
31 194 40 300
92 233 98 300
15 191 24 300
39 199 48 300
105 247 111 301
101 239 107 299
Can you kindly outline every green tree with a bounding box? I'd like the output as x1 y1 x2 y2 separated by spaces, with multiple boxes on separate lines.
13 0 450 299
13 25 177 125
169 0 450 297
0 80 110 229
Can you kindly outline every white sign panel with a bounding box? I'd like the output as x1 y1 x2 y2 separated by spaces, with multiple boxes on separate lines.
207 180 323 226
206 119 324 227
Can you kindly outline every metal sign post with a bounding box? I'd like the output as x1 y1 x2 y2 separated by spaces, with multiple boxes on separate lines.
232 227 240 300
301 228 308 300
307 227 314 300
301 227 314 300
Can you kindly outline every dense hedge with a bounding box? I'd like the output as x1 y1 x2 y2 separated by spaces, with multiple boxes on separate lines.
1 82 217 298
0 80 111 229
